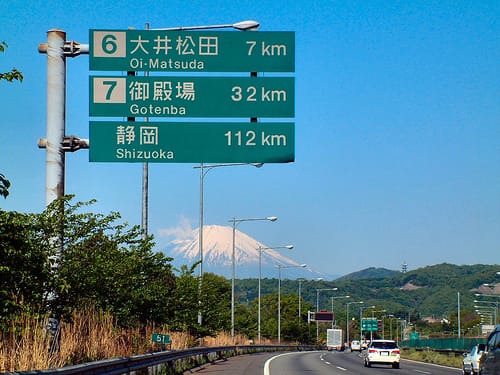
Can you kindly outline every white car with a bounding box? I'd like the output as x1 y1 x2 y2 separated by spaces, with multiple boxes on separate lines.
363 339 400 369
350 340 361 351
462 344 485 375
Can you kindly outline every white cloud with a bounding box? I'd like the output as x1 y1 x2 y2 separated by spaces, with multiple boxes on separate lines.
158 216 194 239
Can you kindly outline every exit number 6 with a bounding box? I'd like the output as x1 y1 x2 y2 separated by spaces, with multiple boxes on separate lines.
93 31 126 58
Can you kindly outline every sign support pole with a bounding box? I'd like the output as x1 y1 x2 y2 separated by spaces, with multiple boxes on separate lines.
38 29 89 354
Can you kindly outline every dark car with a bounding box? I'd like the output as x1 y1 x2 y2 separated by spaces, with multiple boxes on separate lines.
480 324 500 375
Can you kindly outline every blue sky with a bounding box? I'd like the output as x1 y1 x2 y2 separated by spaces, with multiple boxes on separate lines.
1 0 499 277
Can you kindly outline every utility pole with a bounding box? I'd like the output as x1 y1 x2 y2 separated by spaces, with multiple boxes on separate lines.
38 29 89 353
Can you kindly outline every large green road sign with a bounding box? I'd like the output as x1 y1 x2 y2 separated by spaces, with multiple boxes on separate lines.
361 319 379 331
90 76 294 118
90 30 295 72
90 121 294 163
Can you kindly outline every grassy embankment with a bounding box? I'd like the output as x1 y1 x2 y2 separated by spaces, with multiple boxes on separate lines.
0 309 251 373
1 310 464 372
401 348 463 368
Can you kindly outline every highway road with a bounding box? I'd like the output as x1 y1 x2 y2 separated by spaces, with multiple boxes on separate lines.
194 350 463 375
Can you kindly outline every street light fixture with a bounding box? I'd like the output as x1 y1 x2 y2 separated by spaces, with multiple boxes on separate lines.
346 301 363 345
152 20 260 31
474 300 498 324
330 296 350 328
297 278 323 326
193 162 262 325
229 216 277 337
370 309 387 341
257 245 294 343
277 263 307 343
359 305 375 343
315 287 338 341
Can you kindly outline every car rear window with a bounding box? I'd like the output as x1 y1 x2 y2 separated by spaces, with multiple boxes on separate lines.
372 341 397 349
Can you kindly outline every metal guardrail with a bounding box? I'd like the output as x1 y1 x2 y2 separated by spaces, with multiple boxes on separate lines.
4 345 322 375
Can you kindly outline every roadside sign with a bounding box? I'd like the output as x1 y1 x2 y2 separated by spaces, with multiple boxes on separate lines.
152 333 171 344
361 319 379 331
90 30 295 72
89 121 294 163
90 76 294 118
314 311 334 322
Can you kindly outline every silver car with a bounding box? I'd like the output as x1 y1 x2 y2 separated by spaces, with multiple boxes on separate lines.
462 344 485 375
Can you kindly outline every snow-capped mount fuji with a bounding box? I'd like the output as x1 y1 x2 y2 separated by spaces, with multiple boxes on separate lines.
164 225 326 279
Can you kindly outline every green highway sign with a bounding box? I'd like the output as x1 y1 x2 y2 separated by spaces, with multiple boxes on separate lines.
90 76 294 118
90 121 294 163
90 30 295 72
152 333 171 344
361 319 379 331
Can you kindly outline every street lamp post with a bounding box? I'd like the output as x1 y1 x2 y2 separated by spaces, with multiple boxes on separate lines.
330 296 350 328
475 300 498 325
229 216 277 338
297 278 323 326
277 263 307 343
359 305 375 344
346 301 363 347
315 288 338 341
194 162 262 325
257 245 293 343
370 309 386 341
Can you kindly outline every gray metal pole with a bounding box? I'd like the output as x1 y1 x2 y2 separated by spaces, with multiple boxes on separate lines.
43 28 66 354
278 266 281 343
142 23 149 241
258 247 262 342
346 303 350 346
45 29 66 206
231 219 236 338
458 292 461 338
197 163 205 326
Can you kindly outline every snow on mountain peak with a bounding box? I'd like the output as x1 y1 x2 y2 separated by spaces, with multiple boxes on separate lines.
168 224 299 268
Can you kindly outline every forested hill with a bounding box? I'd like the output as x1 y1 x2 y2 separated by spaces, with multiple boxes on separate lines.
335 267 399 281
235 263 499 317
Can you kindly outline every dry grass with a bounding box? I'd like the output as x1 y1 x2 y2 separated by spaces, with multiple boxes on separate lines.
0 310 251 372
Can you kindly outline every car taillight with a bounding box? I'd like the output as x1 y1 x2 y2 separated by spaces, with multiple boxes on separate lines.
392 349 400 354
369 349 377 353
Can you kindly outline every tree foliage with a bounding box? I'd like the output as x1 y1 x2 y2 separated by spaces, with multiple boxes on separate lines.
1 197 236 339
1 40 23 200
0 173 10 199
0 41 23 82
0 209 52 330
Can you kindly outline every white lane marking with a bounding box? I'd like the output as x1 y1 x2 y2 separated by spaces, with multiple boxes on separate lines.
264 351 322 375
402 358 461 371
336 366 347 371
325 361 331 365
414 370 431 374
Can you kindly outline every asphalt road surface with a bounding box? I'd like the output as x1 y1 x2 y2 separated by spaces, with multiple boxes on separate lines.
193 350 463 375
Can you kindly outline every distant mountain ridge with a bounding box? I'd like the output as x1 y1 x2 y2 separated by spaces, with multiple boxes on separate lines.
235 263 500 317
335 267 399 281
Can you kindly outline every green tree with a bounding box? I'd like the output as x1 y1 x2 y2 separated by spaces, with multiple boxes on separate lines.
0 210 52 330
171 264 231 337
0 173 10 199
1 41 23 199
39 196 177 327
0 41 23 82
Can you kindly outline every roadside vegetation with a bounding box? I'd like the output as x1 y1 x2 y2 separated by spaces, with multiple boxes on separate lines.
0 308 253 372
0 196 314 372
401 348 463 368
